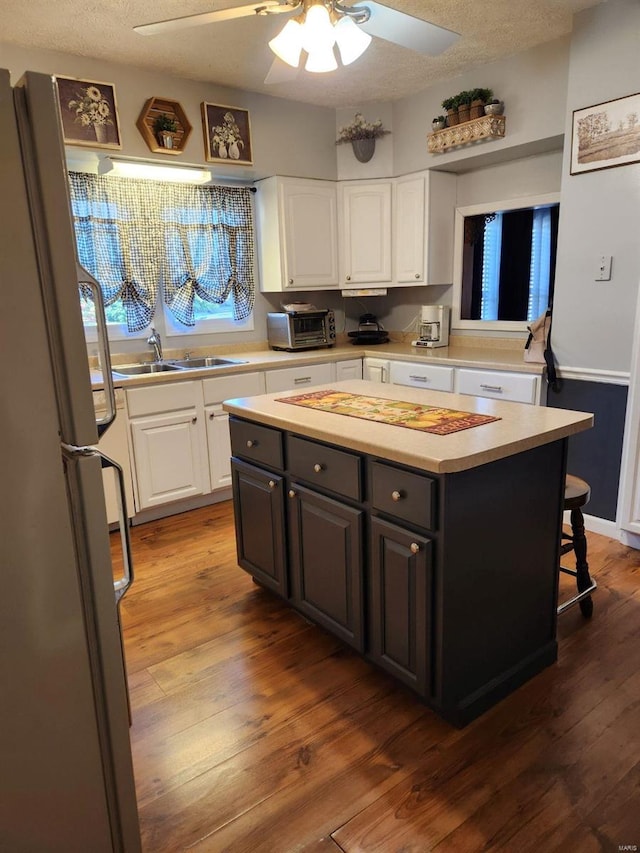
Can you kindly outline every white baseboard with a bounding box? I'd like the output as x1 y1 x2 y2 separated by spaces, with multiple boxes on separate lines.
563 510 618 540
131 488 232 526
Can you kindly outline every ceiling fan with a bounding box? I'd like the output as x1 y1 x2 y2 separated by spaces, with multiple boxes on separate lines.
134 1 460 81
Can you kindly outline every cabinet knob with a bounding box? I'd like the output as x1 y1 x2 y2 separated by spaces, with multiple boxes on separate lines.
345 275 351 281
410 542 420 554
191 416 197 424
268 480 276 489
391 490 403 502
288 489 297 499
209 412 214 420
313 463 323 473
415 273 420 279
247 439 257 448
288 278 294 284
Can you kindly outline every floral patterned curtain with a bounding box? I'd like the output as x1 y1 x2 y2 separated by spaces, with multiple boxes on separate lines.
69 172 254 331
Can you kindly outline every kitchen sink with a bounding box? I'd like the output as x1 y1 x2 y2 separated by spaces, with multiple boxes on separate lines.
169 357 247 369
112 362 181 376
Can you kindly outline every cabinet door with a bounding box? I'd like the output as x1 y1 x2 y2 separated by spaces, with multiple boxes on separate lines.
231 459 288 597
130 410 209 509
394 177 425 284
206 404 231 490
281 180 339 289
363 357 390 383
340 182 392 286
369 517 432 696
335 358 363 381
288 483 364 651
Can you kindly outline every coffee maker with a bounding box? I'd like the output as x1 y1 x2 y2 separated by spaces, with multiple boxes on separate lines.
412 305 450 348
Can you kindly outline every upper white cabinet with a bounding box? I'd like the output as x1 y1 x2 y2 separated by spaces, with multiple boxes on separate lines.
393 171 456 287
256 176 339 292
339 181 392 287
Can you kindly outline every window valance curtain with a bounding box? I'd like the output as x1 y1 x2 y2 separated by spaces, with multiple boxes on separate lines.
69 172 255 332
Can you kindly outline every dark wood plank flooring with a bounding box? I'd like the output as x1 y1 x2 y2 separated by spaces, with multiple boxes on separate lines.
114 501 640 852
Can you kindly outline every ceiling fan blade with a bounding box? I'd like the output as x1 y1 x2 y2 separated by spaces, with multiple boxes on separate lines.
134 1 295 36
264 56 300 85
354 1 459 56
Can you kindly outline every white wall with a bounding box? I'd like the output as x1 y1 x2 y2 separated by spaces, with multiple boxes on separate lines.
552 0 640 373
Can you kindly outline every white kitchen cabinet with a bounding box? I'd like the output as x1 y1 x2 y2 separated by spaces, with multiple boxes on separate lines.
389 360 455 392
256 176 339 292
393 171 456 287
93 389 135 525
339 181 392 287
363 357 391 383
456 368 540 404
335 358 363 381
203 372 265 491
265 362 333 394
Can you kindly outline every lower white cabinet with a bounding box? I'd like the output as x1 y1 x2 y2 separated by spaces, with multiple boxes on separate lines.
456 368 540 404
389 360 454 392
335 358 363 381
363 357 390 383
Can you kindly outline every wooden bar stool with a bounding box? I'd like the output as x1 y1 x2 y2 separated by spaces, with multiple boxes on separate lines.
558 474 596 617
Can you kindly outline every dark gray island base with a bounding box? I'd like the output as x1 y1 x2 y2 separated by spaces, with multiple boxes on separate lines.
224 381 593 727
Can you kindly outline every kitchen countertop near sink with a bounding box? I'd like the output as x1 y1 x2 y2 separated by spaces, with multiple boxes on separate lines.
91 338 543 390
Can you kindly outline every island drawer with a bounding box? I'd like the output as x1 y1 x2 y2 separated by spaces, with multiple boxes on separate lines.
230 418 284 470
370 460 436 530
287 435 362 502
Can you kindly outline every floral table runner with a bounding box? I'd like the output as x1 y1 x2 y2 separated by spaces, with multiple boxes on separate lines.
275 389 500 435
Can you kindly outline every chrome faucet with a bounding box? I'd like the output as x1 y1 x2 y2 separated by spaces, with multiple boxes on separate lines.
146 327 163 362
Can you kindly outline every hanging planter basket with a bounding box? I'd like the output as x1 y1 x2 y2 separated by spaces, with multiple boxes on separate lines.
351 138 376 163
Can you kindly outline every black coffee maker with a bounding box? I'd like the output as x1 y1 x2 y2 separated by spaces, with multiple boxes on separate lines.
348 313 389 345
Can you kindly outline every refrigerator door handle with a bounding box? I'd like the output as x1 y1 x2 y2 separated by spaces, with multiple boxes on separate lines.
98 450 135 603
78 263 116 437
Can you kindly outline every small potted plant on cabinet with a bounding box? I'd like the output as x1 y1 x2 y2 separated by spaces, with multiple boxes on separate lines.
484 98 505 116
432 115 446 131
154 113 179 149
457 91 473 124
441 96 459 127
470 88 493 119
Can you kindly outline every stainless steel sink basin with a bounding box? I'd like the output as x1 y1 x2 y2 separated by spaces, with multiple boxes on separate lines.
169 357 247 369
112 362 181 376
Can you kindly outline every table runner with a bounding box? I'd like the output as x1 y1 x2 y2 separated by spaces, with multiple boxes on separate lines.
275 389 500 435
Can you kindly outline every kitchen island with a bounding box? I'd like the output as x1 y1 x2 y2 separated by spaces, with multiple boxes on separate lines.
223 380 593 726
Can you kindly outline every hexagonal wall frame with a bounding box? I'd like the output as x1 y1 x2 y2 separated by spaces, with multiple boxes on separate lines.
136 97 192 155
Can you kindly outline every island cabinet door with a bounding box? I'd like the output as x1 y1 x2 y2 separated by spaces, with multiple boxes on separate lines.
231 459 288 598
369 517 432 697
287 483 365 652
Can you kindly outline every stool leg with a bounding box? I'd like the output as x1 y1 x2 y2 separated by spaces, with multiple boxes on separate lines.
570 507 594 618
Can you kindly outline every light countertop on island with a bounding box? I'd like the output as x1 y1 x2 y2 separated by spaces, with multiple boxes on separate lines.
222 379 592 474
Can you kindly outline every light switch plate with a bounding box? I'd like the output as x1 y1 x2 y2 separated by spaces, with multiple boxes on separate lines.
595 255 612 281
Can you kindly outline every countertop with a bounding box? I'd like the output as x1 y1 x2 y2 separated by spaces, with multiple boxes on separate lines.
91 339 544 390
222 379 592 474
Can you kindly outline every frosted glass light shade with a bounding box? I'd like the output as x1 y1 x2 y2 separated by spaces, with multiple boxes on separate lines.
334 15 372 65
304 45 338 73
268 18 303 68
301 4 335 53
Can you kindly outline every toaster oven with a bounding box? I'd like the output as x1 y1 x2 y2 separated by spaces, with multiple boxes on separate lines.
267 309 336 351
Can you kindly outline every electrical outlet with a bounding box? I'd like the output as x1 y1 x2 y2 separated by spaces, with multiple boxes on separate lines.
595 255 612 281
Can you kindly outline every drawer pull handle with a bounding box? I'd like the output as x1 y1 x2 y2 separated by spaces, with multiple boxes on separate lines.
313 463 324 473
294 376 312 384
480 384 503 393
410 542 420 554
268 480 276 489
247 439 258 448
191 416 197 424
409 375 429 382
288 489 297 499
391 490 403 502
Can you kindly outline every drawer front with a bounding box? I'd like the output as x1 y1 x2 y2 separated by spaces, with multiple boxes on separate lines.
456 369 538 404
288 435 362 501
390 360 454 392
203 371 265 406
230 418 284 470
126 381 198 417
370 460 436 531
265 363 333 394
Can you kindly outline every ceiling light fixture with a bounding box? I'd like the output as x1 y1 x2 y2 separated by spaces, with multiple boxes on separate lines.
98 158 211 183
268 0 372 73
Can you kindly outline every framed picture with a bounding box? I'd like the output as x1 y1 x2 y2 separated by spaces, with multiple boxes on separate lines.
55 76 122 149
201 102 253 165
570 92 640 175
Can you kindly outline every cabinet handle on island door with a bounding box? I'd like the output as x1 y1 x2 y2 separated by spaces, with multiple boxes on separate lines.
268 480 276 489
410 543 420 554
313 463 323 473
247 439 257 448
288 489 297 499
391 490 403 502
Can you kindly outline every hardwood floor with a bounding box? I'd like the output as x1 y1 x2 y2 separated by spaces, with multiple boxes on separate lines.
115 501 640 852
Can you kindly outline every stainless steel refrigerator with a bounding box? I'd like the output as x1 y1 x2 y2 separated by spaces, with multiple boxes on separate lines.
0 70 141 851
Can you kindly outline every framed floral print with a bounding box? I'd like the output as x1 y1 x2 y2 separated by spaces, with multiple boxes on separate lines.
570 92 640 175
201 102 253 165
55 76 122 149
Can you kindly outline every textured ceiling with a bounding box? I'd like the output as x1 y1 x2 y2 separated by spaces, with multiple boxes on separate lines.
0 0 602 108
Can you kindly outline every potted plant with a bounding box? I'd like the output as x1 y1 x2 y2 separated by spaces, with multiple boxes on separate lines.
153 113 179 149
335 113 391 163
469 87 493 119
457 91 473 124
432 115 446 131
441 96 459 127
484 98 505 116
